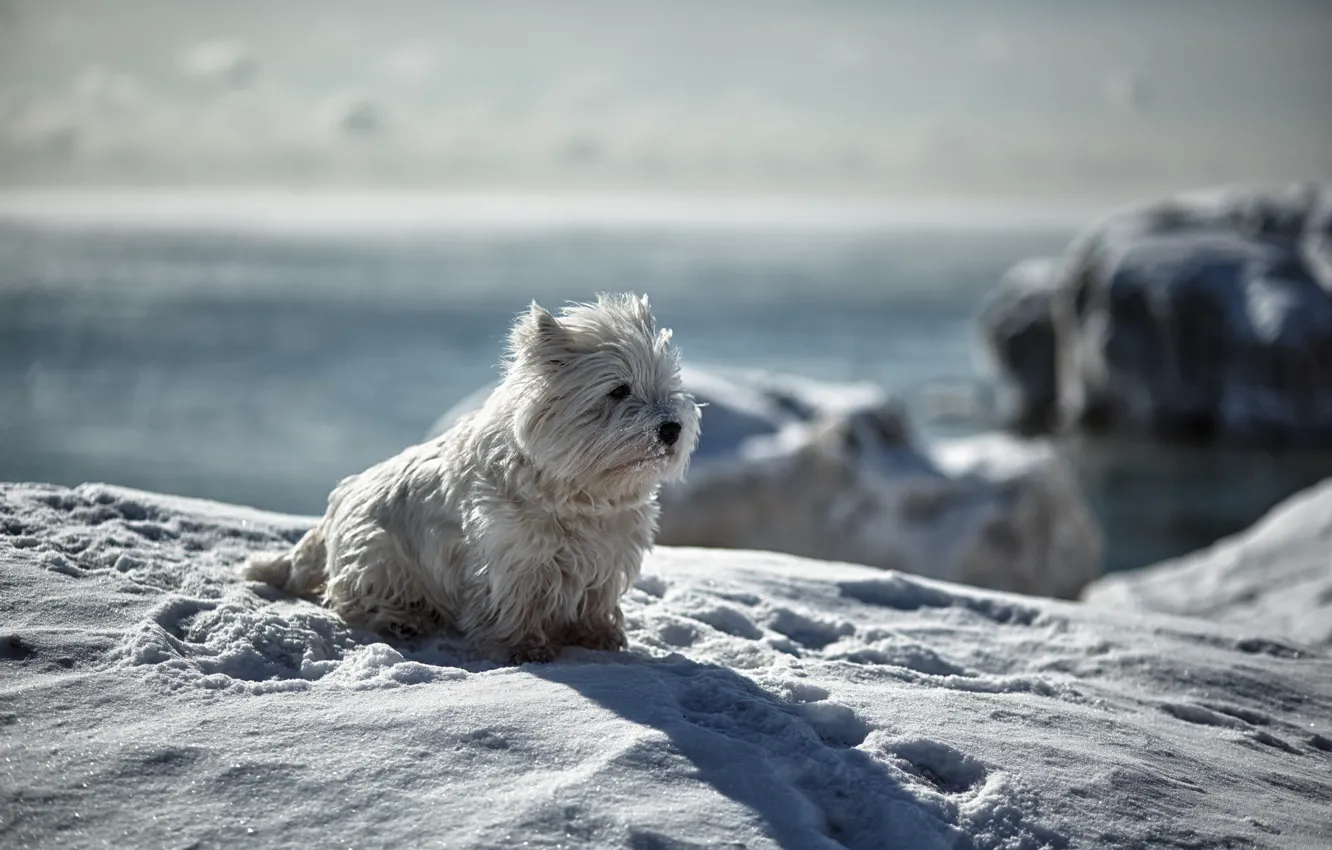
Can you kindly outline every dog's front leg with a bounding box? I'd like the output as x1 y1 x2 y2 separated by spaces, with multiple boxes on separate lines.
468 558 572 665
563 581 629 652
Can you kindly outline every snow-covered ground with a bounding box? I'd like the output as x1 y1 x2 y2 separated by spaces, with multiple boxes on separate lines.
3 482 1330 849
1085 478 1332 648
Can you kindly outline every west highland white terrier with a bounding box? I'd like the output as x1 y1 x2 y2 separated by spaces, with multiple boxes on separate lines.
245 293 700 663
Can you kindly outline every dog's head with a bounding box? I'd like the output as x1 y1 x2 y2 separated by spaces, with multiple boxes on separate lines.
502 292 701 495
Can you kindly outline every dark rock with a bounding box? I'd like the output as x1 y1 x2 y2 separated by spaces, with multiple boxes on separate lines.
978 257 1061 434
984 182 1332 447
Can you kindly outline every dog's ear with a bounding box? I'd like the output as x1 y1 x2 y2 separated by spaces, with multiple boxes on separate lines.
530 302 565 344
509 301 572 368
633 293 656 333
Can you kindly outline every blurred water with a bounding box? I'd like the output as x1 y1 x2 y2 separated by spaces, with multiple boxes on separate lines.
3 215 1330 574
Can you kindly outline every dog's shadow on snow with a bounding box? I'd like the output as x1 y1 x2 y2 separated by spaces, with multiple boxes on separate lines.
515 648 1000 850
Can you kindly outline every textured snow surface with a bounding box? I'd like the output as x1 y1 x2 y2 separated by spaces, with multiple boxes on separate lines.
2 482 1330 849
1085 477 1332 648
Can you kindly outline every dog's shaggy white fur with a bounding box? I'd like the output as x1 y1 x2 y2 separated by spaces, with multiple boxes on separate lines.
245 293 700 663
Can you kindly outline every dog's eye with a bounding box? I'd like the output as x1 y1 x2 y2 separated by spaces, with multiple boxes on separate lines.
608 383 632 401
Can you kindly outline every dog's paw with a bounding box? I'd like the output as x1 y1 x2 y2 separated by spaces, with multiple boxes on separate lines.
384 621 420 641
568 625 628 653
510 643 559 665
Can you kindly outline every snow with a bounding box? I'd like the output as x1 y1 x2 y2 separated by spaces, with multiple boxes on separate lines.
1084 477 1332 648
4 481 1331 849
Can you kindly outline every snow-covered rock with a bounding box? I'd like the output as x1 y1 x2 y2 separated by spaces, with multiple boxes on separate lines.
662 367 1101 600
982 182 1332 445
2 481 1329 849
433 366 1102 600
1084 476 1332 647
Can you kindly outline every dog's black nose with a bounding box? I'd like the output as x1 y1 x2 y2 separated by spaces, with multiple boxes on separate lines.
658 421 682 446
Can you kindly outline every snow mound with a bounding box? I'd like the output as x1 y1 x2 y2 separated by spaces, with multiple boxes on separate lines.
435 366 1103 599
3 481 1330 848
1084 476 1332 647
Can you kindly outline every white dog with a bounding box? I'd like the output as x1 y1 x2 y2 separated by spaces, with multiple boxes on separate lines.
245 293 700 663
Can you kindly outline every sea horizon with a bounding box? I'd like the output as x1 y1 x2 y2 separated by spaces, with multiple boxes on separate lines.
0 186 1119 236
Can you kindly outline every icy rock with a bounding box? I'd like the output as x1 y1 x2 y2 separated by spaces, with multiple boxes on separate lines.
983 182 1332 445
654 367 1101 599
977 256 1061 434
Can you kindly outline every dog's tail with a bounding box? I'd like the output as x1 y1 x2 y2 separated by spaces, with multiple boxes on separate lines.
243 525 329 598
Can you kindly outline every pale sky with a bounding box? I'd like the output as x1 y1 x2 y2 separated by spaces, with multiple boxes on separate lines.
1 0 1329 204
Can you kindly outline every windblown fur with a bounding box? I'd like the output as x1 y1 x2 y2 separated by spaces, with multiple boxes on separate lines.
245 293 700 663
